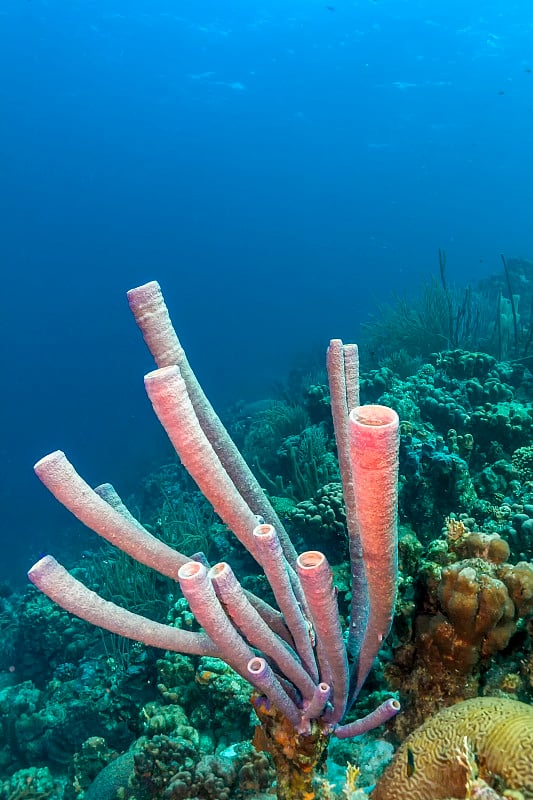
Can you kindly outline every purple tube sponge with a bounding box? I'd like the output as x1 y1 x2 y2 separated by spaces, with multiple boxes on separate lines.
27 285 401 758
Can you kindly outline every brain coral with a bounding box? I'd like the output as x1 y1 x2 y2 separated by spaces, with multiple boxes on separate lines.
371 697 533 800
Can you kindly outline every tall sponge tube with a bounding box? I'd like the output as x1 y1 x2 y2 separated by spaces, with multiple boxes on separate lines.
349 404 399 698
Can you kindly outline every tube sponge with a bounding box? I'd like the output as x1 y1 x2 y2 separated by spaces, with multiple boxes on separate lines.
349 404 399 694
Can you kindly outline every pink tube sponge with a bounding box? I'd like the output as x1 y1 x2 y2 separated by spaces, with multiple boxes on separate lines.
144 365 259 559
28 556 219 656
296 550 348 724
34 450 188 579
127 281 183 368
349 404 399 694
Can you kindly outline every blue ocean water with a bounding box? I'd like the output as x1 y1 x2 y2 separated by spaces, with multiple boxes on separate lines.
1 0 532 584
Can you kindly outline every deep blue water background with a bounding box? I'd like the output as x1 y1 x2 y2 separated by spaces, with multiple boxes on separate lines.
1 0 533 584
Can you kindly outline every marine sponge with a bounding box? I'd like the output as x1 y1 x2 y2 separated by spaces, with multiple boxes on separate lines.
371 696 533 800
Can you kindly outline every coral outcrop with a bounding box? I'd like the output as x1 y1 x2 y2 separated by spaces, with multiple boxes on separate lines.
387 524 533 735
372 696 533 800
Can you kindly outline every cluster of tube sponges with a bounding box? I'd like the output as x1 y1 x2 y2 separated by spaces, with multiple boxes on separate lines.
28 281 401 741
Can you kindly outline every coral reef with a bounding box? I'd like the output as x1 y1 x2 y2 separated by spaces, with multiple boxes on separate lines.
387 522 533 735
0 765 65 799
7 262 533 799
288 482 348 562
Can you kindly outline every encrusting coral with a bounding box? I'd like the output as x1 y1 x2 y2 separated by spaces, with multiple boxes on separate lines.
371 696 533 800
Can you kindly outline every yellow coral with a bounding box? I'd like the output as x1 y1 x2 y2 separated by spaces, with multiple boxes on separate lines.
445 516 468 542
195 669 217 685
371 697 533 800
343 762 361 797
